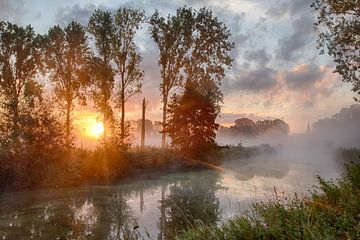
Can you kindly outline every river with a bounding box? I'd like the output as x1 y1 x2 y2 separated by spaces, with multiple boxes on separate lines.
0 155 340 239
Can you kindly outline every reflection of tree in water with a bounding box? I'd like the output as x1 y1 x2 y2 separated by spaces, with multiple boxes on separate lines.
0 193 139 240
158 172 221 239
105 194 139 240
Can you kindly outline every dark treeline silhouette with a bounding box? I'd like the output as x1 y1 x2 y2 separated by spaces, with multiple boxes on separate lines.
217 118 289 140
0 6 233 190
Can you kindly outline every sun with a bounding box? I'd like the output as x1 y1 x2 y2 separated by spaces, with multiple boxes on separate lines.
88 122 104 138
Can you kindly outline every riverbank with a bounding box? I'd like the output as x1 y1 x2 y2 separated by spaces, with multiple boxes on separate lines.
0 144 275 191
179 149 360 240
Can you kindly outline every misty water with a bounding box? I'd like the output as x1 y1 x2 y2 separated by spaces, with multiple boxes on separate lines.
0 152 341 239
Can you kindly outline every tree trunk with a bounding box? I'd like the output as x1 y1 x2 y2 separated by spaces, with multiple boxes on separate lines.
103 110 108 146
11 95 20 149
120 85 125 145
141 98 146 150
12 96 19 136
161 95 167 149
65 101 71 150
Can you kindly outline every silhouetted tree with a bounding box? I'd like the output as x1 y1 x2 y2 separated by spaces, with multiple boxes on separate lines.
149 8 193 149
312 0 360 100
256 119 289 135
233 118 258 136
0 21 42 144
183 7 234 111
166 82 219 160
43 21 89 149
112 8 145 145
150 7 233 148
88 10 115 140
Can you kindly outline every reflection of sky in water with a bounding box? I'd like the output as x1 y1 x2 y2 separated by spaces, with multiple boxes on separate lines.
0 158 341 239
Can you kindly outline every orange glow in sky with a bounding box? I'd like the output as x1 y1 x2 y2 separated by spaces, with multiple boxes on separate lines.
73 111 105 141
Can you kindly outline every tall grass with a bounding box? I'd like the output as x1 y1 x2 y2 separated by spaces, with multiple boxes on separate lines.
179 162 360 240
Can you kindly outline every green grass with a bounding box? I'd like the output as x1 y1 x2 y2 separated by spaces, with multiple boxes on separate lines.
178 162 360 240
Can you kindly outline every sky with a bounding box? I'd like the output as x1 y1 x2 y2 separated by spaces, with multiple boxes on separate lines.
0 0 356 134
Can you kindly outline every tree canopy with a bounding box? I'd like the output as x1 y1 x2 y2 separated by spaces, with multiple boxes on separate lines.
312 0 360 100
43 21 89 149
150 7 233 148
166 82 219 160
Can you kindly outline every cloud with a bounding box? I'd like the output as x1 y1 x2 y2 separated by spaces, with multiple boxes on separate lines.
226 67 278 93
282 64 341 108
266 0 312 18
275 14 314 61
284 64 325 90
244 48 272 66
55 3 102 26
0 0 25 23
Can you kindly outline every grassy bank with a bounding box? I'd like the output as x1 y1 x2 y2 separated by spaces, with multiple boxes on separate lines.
179 154 360 240
0 147 200 190
0 143 273 191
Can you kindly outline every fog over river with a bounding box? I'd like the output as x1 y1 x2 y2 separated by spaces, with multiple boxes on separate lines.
0 141 342 239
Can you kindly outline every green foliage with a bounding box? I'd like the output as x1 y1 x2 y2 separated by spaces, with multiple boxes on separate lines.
312 0 360 100
179 162 360 240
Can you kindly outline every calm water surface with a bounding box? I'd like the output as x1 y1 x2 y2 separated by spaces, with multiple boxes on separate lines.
0 157 340 239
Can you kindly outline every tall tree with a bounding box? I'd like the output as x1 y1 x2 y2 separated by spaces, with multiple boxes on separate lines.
88 10 115 140
150 7 233 148
112 7 145 144
149 8 193 148
184 7 234 111
312 0 360 100
0 21 42 142
43 21 89 149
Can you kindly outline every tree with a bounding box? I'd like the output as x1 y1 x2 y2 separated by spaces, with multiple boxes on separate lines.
166 82 219 160
149 8 193 149
88 10 115 140
43 21 89 149
0 21 42 143
312 0 360 100
233 118 258 136
255 119 289 135
150 7 233 148
112 7 145 145
183 7 234 111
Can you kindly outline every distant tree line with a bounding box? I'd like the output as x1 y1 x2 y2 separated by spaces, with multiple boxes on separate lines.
312 105 360 147
218 118 289 139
